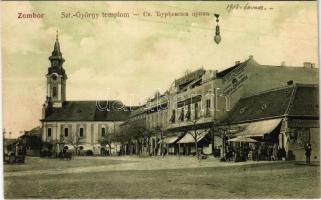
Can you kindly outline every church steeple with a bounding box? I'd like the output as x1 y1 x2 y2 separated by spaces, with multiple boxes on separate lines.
46 30 67 108
48 30 66 77
52 30 62 57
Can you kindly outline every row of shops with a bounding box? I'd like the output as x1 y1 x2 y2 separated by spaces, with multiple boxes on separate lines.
118 57 319 162
134 84 319 162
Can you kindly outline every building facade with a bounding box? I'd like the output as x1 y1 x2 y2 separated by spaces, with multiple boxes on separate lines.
123 55 319 158
218 84 319 162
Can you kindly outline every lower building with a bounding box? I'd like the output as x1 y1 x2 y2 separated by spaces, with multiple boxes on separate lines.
19 127 42 156
217 84 319 162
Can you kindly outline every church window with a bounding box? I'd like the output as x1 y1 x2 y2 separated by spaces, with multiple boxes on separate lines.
79 128 84 137
52 87 57 97
47 128 52 137
102 127 106 137
64 128 69 137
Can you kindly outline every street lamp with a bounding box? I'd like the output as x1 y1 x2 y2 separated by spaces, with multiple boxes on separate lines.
214 14 221 45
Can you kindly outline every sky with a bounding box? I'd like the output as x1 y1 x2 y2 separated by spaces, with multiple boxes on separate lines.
1 1 318 137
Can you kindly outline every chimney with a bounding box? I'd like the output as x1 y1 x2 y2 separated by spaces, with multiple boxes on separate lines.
235 61 241 65
303 62 315 68
281 61 286 66
249 55 253 59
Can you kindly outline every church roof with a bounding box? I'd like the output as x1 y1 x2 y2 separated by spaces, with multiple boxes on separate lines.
43 101 131 122
220 84 319 125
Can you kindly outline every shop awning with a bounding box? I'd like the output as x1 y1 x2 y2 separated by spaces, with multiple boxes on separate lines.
177 129 209 144
228 136 258 143
163 136 180 144
235 118 282 137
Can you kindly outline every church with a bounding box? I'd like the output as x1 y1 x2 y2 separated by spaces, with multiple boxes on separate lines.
41 33 132 154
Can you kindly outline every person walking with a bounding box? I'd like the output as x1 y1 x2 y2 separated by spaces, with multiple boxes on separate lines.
272 144 278 161
305 143 312 165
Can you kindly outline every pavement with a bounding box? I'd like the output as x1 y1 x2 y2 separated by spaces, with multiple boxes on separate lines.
4 155 283 177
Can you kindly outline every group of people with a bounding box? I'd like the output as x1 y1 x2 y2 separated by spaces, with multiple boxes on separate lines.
225 143 287 162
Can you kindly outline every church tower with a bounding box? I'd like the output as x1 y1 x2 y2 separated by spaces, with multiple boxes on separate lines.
46 31 67 108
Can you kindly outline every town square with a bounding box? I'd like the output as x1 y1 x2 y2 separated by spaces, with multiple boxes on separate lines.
1 1 320 199
4 156 320 199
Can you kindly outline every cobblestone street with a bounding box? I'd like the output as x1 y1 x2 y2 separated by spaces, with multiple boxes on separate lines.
4 156 320 198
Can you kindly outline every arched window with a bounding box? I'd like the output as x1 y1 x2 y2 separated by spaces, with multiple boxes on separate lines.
101 127 106 137
64 128 68 137
47 128 52 137
52 86 57 97
79 128 84 137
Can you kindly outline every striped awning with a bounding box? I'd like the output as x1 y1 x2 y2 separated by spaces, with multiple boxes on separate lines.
235 118 282 137
177 129 209 144
163 136 180 144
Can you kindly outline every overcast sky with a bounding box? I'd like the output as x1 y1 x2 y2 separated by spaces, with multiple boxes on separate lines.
1 1 318 137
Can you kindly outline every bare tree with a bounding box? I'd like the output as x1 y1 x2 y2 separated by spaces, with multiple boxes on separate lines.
98 134 115 156
152 125 166 156
66 133 83 155
184 103 207 160
114 130 129 156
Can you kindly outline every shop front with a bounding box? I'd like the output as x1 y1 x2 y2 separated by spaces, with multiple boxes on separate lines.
176 129 211 156
221 118 283 161
287 119 319 162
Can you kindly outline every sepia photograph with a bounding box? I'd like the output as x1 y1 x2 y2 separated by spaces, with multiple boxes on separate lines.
1 1 320 199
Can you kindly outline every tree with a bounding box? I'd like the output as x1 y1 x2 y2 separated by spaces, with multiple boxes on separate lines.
66 133 83 155
130 123 151 156
98 133 115 156
121 122 154 156
185 103 207 160
113 131 130 156
152 125 166 156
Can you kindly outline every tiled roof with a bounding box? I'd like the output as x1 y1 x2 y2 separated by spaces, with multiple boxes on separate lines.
220 84 319 124
43 101 131 122
216 62 243 78
287 85 319 116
